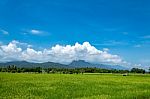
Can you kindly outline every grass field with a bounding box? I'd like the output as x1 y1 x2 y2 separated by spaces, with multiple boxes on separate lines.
0 73 150 99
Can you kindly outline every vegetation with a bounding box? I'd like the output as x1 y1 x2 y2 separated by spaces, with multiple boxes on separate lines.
0 65 147 74
0 65 148 98
0 73 150 99
131 68 146 74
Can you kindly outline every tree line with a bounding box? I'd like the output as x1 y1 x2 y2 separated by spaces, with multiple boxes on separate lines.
0 65 148 74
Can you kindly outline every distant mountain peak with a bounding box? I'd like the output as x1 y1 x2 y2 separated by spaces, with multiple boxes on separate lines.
71 60 89 63
69 60 128 70
73 60 85 62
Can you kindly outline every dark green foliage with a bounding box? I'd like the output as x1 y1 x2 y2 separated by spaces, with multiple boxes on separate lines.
0 65 139 74
131 68 145 74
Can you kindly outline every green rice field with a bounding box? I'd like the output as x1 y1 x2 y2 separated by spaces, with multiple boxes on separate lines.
0 73 150 99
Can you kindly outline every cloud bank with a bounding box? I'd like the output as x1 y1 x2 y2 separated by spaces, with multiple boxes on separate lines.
0 40 126 65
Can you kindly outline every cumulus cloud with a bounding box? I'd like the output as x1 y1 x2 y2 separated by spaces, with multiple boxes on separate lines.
0 41 126 65
0 41 22 61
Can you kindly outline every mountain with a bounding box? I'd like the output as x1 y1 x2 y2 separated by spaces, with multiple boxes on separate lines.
0 61 69 68
0 60 128 70
69 60 128 70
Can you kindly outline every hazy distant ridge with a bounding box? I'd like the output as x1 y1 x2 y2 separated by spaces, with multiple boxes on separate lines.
0 60 128 70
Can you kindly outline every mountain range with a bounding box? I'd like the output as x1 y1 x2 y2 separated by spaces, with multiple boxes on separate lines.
0 60 128 70
69 60 128 70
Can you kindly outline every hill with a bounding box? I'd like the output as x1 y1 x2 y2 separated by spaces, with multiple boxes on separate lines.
69 60 128 70
0 60 128 70
0 61 69 68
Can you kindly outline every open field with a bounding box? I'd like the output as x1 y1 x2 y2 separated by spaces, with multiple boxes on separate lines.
0 73 150 99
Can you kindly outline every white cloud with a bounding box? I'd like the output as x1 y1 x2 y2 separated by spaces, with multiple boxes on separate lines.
23 29 49 36
29 29 49 35
30 29 42 35
1 40 22 53
103 48 109 52
0 29 9 35
0 40 22 61
133 64 142 68
0 41 126 65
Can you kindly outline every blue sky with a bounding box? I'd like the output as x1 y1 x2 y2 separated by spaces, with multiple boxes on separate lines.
0 0 150 68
